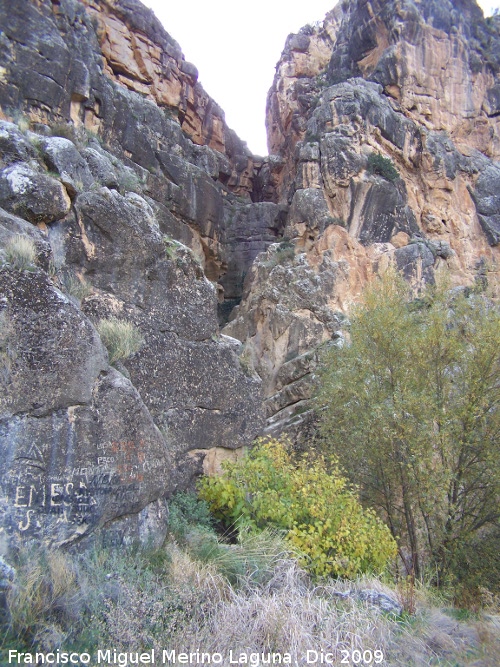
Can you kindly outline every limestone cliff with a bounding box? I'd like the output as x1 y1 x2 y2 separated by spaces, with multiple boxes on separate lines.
0 0 272 549
1 0 500 550
225 0 500 436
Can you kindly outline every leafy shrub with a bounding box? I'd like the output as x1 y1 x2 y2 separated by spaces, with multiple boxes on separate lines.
450 529 500 607
367 153 399 182
3 235 37 270
96 317 144 364
198 438 397 579
318 271 500 584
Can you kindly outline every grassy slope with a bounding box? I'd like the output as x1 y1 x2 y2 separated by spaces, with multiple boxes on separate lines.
1 533 499 666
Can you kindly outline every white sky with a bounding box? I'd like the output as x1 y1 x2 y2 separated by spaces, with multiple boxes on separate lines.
143 0 499 156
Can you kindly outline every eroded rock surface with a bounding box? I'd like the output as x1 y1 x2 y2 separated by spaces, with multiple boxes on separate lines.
0 0 267 549
1 0 500 546
227 0 500 434
0 269 171 546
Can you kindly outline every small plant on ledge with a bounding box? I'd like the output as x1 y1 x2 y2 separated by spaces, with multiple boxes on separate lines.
97 317 144 364
367 152 399 182
3 235 37 271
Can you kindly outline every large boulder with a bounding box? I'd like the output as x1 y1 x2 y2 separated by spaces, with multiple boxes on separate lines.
37 136 94 197
0 269 171 547
0 270 106 418
0 163 71 224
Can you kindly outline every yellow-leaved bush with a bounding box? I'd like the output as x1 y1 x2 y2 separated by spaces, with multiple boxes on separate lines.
198 438 397 578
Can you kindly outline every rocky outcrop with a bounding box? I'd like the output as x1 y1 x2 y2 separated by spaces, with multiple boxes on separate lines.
0 0 269 550
223 241 346 436
2 0 500 546
0 268 170 547
80 0 245 159
266 1 500 284
0 0 284 310
0 0 255 192
227 0 500 434
0 113 265 548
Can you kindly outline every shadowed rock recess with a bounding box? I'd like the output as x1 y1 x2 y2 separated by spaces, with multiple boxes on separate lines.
0 0 499 548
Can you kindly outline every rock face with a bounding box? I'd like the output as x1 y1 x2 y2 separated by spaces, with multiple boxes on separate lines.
266 0 500 282
0 0 268 549
226 0 500 435
0 269 170 547
1 0 500 547
0 0 282 307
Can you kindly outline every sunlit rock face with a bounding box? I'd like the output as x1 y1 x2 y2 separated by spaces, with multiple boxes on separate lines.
228 0 500 435
266 0 500 280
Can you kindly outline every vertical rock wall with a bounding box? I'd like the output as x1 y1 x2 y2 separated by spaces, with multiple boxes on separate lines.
0 0 272 549
226 0 500 435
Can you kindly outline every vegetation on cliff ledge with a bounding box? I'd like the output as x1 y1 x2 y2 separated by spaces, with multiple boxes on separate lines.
366 153 400 182
96 317 144 365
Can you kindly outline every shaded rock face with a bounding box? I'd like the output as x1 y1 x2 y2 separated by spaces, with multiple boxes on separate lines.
0 118 265 548
0 0 268 549
0 0 281 309
0 270 171 547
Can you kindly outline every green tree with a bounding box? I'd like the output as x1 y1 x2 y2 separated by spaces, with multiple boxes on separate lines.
366 153 399 182
317 272 500 584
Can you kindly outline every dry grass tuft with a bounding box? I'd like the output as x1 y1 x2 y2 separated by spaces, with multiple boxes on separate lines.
59 271 93 302
96 317 144 364
183 560 392 660
3 234 37 270
4 549 80 647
